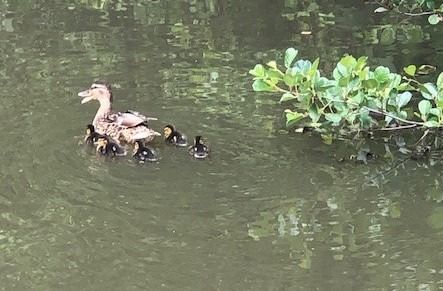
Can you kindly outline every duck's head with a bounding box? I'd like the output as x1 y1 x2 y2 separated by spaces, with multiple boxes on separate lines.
78 80 113 104
195 135 204 145
86 124 95 135
163 125 175 138
95 137 108 150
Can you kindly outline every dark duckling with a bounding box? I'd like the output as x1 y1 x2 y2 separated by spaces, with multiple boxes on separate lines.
95 137 127 156
163 124 188 147
188 135 210 159
85 124 106 146
133 140 158 163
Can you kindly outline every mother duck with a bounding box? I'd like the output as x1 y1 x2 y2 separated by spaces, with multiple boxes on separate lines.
78 80 160 143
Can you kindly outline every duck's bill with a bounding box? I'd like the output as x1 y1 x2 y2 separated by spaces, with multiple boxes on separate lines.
80 96 94 104
78 90 93 103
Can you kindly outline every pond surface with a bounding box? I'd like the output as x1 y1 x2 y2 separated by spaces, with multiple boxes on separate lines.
1 0 443 290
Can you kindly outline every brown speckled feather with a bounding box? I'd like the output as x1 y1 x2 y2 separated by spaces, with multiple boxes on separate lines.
79 81 160 144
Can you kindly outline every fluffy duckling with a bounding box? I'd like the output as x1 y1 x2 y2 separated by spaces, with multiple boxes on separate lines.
163 124 188 147
188 135 210 159
133 140 158 163
85 124 106 146
95 137 127 156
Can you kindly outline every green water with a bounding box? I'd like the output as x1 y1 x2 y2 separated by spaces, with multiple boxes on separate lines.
1 0 443 290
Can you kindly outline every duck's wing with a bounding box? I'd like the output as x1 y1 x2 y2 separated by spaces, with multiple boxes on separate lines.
114 110 158 127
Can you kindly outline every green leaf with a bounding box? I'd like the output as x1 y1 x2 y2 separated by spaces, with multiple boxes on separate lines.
437 72 443 90
252 79 275 92
338 76 350 87
362 79 378 89
436 95 443 109
307 58 320 78
249 64 265 77
355 56 368 71
279 92 297 102
358 67 370 80
283 74 298 88
267 69 284 80
294 59 312 75
284 48 298 69
430 108 441 116
332 67 341 81
314 77 335 91
348 77 362 91
403 65 416 77
308 104 320 123
398 110 407 120
359 108 373 128
350 91 365 105
284 109 305 127
336 62 348 77
418 100 431 116
389 74 402 89
424 120 440 127
374 66 390 84
422 83 438 99
428 14 440 25
325 113 342 124
396 91 412 108
266 61 277 70
427 1 435 10
339 55 357 71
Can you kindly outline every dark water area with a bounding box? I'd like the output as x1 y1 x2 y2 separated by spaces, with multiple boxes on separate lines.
1 0 443 290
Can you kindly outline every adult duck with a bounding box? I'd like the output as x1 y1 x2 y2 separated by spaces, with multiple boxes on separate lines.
78 80 160 144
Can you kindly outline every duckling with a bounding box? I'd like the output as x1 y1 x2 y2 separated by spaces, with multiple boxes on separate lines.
188 135 210 159
95 137 127 156
85 124 106 146
163 124 188 147
133 140 158 163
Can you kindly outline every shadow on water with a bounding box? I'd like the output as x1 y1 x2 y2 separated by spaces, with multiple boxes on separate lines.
1 0 443 290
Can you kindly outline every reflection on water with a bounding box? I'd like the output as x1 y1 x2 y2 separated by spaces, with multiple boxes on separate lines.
1 0 443 290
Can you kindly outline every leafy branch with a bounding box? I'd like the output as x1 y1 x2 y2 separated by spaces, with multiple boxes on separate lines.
370 0 443 25
250 48 443 143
